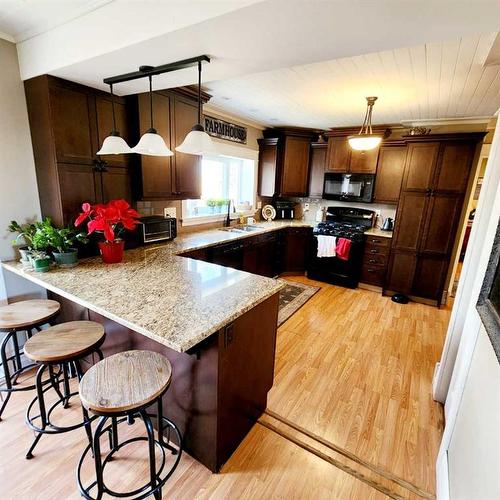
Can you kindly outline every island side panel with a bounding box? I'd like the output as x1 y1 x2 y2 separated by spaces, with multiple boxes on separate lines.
217 292 280 470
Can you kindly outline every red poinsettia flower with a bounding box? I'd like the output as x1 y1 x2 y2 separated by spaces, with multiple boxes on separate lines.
75 199 140 243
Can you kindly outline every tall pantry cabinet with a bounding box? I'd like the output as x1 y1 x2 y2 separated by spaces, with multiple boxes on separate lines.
385 135 483 304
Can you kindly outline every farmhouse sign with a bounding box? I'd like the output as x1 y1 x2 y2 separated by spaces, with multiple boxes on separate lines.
204 116 247 144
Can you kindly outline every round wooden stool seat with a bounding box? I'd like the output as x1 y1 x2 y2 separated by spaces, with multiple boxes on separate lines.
80 350 172 414
0 299 60 330
24 321 105 363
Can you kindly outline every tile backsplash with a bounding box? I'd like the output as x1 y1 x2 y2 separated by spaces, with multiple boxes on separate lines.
290 197 397 228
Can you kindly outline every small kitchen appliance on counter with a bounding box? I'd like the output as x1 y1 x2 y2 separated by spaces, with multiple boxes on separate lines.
307 207 375 288
273 200 296 220
127 215 177 247
381 217 394 231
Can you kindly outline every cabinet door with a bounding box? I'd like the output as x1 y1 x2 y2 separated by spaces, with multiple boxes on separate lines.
308 143 327 197
392 191 428 252
280 136 310 196
412 255 449 301
433 142 474 193
172 98 201 199
385 251 417 294
49 85 97 165
258 140 278 197
95 95 131 168
284 228 311 273
243 243 259 275
349 147 379 174
101 166 132 204
420 193 464 255
326 137 350 172
402 142 440 191
139 93 174 199
373 146 407 203
57 163 98 225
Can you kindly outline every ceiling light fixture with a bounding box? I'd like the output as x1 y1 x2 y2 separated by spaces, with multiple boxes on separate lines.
175 61 217 156
132 72 173 156
348 97 382 151
99 55 211 157
96 83 133 155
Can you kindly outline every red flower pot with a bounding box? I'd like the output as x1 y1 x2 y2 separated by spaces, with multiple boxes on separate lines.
98 240 124 264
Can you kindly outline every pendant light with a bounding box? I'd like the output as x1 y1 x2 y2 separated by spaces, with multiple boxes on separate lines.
97 83 133 155
347 97 382 151
175 61 217 155
132 74 173 156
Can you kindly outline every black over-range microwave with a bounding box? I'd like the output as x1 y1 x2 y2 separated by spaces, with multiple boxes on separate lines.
322 173 375 203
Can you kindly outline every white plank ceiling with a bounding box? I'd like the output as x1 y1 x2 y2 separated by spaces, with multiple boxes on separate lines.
205 32 500 129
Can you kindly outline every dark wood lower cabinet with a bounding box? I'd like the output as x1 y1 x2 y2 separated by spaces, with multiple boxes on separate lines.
282 227 312 274
49 290 279 472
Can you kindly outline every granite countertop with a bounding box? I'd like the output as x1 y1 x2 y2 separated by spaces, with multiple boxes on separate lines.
2 219 390 353
364 227 393 238
2 221 311 353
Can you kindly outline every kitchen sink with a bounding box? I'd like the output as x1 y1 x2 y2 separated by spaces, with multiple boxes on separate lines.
219 225 263 233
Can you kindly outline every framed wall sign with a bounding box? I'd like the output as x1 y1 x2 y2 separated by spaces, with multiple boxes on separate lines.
477 217 500 362
204 116 247 144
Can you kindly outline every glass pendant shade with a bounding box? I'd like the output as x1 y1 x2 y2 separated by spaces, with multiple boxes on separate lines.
347 134 382 151
132 128 173 156
175 124 217 155
348 96 382 151
97 132 133 155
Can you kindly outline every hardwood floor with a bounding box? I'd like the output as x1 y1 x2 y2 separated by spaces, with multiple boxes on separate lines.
0 277 449 499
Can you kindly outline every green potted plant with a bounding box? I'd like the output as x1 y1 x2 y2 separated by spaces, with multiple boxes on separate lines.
7 220 37 263
216 199 228 213
30 229 52 273
206 199 217 213
37 218 88 267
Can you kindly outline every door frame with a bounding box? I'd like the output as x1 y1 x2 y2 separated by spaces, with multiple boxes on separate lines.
434 119 500 498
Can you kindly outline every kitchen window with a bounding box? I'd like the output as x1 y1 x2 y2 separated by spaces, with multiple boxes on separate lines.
182 154 257 224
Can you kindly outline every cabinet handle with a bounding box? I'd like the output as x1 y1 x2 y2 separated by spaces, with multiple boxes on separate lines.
369 249 379 254
224 324 234 349
369 259 377 263
367 268 376 273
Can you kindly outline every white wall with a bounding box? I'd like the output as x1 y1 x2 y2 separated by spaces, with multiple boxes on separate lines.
0 39 44 303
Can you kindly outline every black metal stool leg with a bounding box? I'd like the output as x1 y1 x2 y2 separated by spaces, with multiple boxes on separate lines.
142 409 161 500
62 362 71 408
26 364 48 459
92 416 108 500
11 331 23 383
0 331 14 421
48 365 64 402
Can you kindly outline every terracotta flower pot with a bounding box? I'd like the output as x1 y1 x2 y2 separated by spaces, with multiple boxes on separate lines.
98 240 124 264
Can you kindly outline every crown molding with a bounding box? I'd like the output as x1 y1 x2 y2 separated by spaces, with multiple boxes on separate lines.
400 117 492 127
203 104 267 130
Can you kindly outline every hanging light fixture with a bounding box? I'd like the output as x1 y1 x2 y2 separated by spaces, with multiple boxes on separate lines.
175 61 217 156
347 97 382 151
132 73 174 156
97 83 133 155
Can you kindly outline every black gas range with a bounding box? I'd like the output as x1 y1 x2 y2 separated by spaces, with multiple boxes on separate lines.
307 207 375 288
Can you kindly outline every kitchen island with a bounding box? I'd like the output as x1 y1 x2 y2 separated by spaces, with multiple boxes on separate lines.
2 222 302 472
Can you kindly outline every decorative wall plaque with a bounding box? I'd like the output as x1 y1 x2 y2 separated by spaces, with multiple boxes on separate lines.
204 116 247 144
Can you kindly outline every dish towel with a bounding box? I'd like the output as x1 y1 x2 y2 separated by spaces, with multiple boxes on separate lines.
316 235 337 258
336 238 352 260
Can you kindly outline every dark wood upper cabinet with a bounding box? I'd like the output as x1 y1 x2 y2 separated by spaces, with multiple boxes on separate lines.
138 92 173 199
49 84 97 166
258 138 279 198
258 128 318 198
281 136 311 196
95 94 132 168
326 137 350 172
101 166 132 205
171 98 201 199
308 142 327 197
373 146 407 204
326 136 379 174
402 142 440 191
433 141 475 193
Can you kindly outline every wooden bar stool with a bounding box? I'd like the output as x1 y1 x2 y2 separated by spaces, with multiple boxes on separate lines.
77 350 182 500
0 299 60 420
23 320 105 459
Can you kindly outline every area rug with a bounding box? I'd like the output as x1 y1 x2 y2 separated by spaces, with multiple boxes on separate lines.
278 281 320 327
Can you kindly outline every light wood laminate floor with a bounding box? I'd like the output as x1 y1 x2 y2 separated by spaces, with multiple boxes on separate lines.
0 277 449 499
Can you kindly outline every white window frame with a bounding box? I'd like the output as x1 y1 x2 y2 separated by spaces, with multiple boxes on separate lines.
181 142 259 227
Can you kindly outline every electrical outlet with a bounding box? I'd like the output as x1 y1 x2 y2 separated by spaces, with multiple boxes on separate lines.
304 203 310 212
257 201 262 209
164 207 177 219
374 209 381 217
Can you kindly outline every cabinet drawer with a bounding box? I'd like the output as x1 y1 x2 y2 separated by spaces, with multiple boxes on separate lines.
360 265 387 286
364 242 390 257
365 236 391 248
362 253 388 267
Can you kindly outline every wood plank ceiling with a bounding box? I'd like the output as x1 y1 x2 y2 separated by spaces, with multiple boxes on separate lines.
205 32 500 129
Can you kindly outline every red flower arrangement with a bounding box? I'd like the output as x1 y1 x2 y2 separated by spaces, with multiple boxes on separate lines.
75 199 140 263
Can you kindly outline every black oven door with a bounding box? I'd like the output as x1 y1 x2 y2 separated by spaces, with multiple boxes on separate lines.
323 173 375 203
